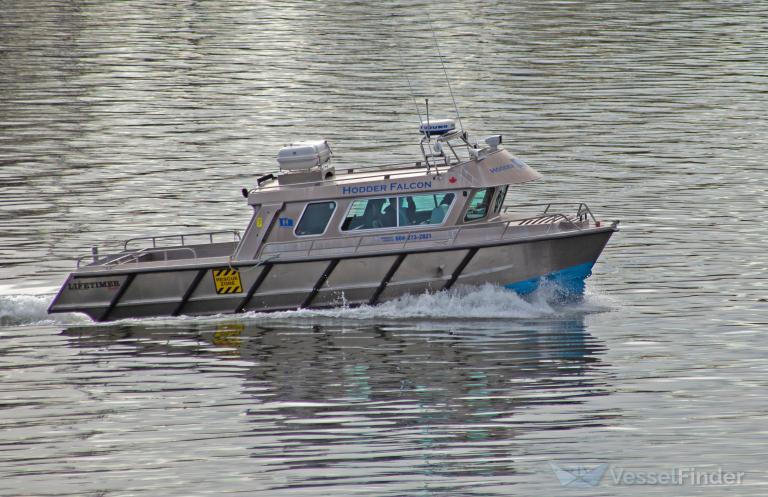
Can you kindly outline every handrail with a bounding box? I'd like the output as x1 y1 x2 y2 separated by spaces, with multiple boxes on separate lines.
249 147 507 194
250 163 431 194
505 202 597 223
107 248 152 266
106 247 198 267
77 247 150 268
260 202 594 258
515 213 580 233
76 253 108 268
517 213 573 225
77 246 201 269
74 204 596 269
123 230 240 251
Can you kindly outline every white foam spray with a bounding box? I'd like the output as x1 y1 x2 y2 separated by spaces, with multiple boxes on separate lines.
0 283 614 328
0 294 88 327
251 282 614 322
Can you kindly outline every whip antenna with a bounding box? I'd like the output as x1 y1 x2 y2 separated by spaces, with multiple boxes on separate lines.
427 12 464 133
392 17 424 126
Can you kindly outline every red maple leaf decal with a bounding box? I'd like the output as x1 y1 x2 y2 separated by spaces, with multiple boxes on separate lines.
448 176 457 184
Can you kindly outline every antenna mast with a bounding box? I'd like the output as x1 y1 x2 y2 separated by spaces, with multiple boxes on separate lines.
427 12 464 133
392 17 424 126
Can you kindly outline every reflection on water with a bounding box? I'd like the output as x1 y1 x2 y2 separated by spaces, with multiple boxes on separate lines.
51 315 611 494
3 0 768 495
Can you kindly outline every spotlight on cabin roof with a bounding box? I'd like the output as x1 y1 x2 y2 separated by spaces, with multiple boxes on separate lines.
420 119 456 137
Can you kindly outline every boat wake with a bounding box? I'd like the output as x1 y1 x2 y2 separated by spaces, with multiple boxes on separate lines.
260 282 613 322
0 282 614 328
0 294 89 327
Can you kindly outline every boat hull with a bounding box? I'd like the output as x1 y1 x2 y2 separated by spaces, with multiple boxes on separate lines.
48 228 615 322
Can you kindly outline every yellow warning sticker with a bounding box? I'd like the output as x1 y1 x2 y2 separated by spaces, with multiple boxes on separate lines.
212 268 243 294
256 216 263 228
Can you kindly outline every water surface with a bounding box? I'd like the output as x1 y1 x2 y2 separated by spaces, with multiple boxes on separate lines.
1 1 767 495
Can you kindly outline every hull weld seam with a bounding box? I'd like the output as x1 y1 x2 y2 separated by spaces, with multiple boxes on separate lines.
99 273 136 321
235 263 273 313
171 269 207 317
301 259 339 308
444 247 479 290
369 253 407 305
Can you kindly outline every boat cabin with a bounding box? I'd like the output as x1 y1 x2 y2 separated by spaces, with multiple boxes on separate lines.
234 123 542 261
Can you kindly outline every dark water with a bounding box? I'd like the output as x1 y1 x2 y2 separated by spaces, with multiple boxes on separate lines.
1 1 767 495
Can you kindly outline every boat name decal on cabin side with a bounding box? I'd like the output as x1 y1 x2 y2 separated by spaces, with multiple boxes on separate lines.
341 180 432 195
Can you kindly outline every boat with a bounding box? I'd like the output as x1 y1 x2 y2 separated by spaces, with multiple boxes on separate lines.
48 119 619 321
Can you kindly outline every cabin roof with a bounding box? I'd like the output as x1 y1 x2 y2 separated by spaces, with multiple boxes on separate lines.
245 148 541 205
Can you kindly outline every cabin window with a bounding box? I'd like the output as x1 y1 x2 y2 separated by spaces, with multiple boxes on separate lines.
341 197 398 231
464 188 494 222
295 201 337 236
493 185 509 214
398 193 455 226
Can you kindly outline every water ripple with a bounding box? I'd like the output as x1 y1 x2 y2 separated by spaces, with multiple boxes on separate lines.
2 0 767 495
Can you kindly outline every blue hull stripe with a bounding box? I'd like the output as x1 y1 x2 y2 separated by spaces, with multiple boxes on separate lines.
504 262 595 296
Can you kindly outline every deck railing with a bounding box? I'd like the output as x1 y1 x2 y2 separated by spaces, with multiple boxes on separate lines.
123 230 241 250
259 202 595 259
76 230 240 268
249 160 429 193
504 202 596 224
77 247 200 268
75 204 600 268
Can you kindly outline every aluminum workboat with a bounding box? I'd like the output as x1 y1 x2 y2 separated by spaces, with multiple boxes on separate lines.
48 121 618 321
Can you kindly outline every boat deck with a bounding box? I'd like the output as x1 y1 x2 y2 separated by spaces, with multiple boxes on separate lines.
74 204 603 273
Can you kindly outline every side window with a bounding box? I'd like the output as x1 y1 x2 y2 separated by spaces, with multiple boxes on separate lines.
295 201 337 236
493 185 509 214
398 193 455 226
341 197 397 231
464 188 494 222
